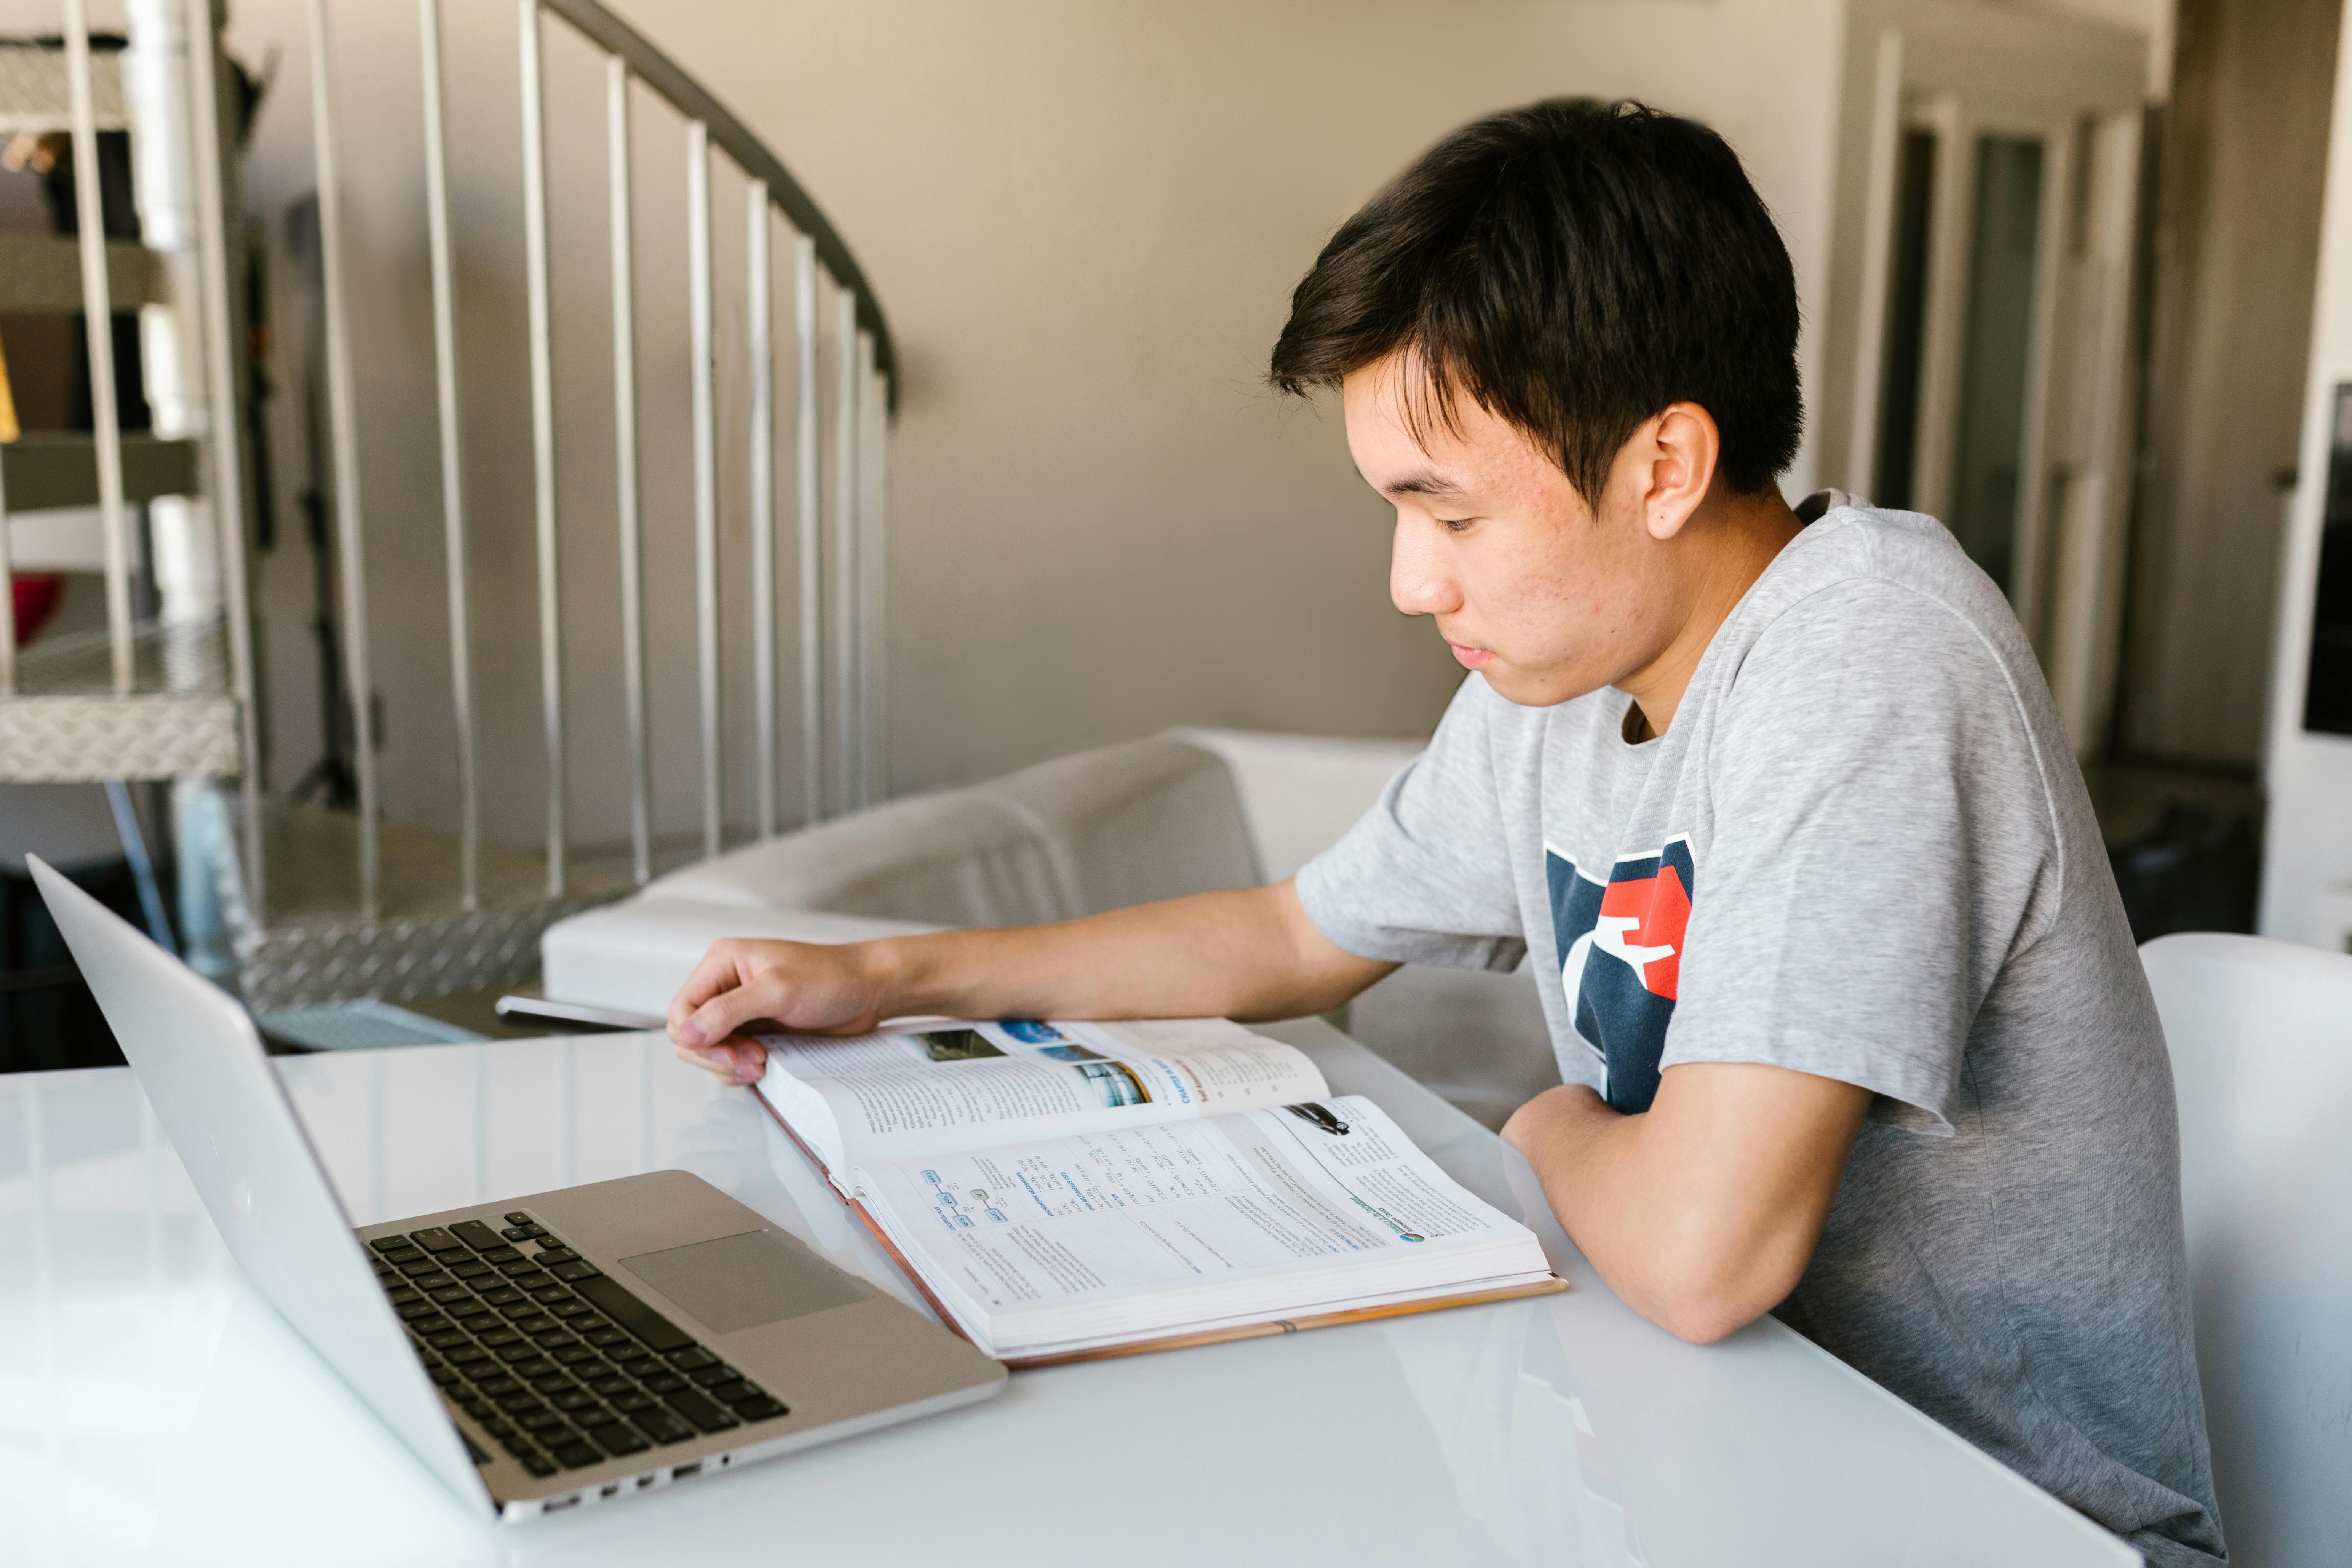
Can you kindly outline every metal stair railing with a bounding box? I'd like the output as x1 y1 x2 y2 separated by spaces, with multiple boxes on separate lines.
0 0 894 1009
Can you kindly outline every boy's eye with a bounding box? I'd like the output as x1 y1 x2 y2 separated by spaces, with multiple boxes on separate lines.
1437 517 1475 533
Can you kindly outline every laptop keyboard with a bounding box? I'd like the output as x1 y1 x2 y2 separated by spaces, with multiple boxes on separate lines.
366 1210 789 1479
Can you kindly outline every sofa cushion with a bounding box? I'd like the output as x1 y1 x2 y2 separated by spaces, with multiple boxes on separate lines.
647 737 1257 927
539 898 942 1018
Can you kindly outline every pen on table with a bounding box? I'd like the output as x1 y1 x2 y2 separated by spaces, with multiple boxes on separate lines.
1284 1102 1350 1135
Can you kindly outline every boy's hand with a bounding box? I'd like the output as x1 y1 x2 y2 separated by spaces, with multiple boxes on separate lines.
667 938 895 1085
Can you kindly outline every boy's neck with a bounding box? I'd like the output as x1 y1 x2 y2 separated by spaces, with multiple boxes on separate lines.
1619 489 1805 742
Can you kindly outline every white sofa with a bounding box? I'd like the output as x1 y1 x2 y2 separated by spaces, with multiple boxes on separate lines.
540 729 1560 1127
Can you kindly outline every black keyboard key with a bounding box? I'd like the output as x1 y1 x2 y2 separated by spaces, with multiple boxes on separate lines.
514 1314 558 1335
498 1300 540 1320
505 1212 534 1226
429 1367 464 1389
548 1298 593 1319
666 1347 718 1371
425 1330 470 1351
532 1248 580 1267
456 1313 500 1335
494 1342 541 1364
479 1327 524 1347
410 1227 466 1253
584 1421 650 1458
495 1258 540 1278
450 1220 504 1252
522 1224 550 1239
553 1389 602 1412
508 1271 553 1291
463 1432 491 1464
410 1271 453 1291
495 1392 545 1415
588 1374 633 1396
395 1301 441 1323
447 1344 492 1367
475 1375 523 1397
706 1378 758 1405
612 1392 655 1414
583 1328 629 1349
380 1247 425 1267
618 1355 661 1378
731 1395 788 1422
386 1286 423 1307
529 1372 575 1394
450 1260 494 1280
397 1256 444 1277
663 1389 740 1434
688 1364 737 1388
549 1260 602 1282
481 1245 522 1264
502 1225 532 1242
428 1286 472 1305
573 1275 696 1354
642 1371 687 1394
518 1409 570 1432
527 1284 572 1303
519 1452 558 1478
553 1345 600 1366
511 1357 556 1379
370 1236 413 1253
480 1286 525 1307
551 1440 601 1469
631 1409 695 1446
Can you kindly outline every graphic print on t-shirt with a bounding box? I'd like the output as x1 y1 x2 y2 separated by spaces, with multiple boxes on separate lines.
1547 838 1694 1113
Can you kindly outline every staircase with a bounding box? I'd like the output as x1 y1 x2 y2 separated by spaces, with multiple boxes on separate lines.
0 0 894 1012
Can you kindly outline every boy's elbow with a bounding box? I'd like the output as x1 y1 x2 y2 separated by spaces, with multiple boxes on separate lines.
1633 1247 1796 1346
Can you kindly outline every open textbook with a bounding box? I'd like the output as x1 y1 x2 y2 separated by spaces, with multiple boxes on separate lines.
749 1018 1563 1365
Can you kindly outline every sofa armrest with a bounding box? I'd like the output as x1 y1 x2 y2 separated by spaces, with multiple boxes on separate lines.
541 897 942 1018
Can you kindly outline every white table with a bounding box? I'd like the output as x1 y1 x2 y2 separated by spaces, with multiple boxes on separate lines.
0 1021 2132 1567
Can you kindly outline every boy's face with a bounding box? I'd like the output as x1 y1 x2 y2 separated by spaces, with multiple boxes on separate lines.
1342 352 1689 710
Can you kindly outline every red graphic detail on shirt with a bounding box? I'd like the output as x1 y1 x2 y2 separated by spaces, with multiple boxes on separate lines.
1595 863 1690 1000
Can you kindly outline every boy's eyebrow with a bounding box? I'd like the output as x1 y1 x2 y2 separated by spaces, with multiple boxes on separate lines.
1359 466 1469 500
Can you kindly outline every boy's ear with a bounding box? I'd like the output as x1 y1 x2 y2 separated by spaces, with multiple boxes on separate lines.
1639 403 1722 541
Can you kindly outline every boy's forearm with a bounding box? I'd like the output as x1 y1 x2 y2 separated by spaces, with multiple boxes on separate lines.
869 881 1393 1024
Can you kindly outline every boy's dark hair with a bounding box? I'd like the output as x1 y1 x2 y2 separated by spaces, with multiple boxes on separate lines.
1269 98 1801 503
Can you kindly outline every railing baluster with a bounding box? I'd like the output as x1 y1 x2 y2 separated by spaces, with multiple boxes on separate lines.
795 233 822 823
519 0 565 897
419 0 477 911
184 0 264 923
607 56 650 886
0 437 14 697
64 3 133 696
832 287 859 813
305 0 379 919
747 181 776 840
688 121 721 861
859 339 888 805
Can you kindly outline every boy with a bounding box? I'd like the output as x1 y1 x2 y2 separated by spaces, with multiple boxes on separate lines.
669 100 2222 1564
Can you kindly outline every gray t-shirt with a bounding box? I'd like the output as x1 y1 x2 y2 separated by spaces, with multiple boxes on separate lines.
1297 499 2223 1565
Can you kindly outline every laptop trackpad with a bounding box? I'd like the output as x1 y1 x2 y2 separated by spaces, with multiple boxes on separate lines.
620 1228 873 1334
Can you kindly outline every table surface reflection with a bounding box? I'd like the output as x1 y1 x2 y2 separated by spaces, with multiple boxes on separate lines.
0 1019 2131 1568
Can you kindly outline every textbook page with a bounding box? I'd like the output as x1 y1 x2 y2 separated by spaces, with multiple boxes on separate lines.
853 1094 1550 1355
753 1017 1329 1173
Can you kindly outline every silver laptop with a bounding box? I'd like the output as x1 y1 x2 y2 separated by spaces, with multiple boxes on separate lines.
31 855 1006 1520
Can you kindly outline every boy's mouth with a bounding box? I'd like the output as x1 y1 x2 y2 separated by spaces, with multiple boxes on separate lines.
1448 642 1494 670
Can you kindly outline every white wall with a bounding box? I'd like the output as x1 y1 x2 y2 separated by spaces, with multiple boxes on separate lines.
2262 0 2352 947
198 0 1853 858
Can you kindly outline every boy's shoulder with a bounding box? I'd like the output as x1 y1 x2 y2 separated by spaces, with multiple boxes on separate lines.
1727 495 2041 686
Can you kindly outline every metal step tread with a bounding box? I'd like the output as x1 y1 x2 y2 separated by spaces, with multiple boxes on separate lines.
228 803 631 1012
0 619 237 781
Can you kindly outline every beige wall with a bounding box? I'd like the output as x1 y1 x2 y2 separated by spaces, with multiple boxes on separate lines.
218 0 1846 855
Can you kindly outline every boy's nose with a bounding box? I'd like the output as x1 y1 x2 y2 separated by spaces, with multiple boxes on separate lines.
1390 515 1463 617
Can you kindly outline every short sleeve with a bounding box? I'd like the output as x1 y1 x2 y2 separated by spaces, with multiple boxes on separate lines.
1294 677 1528 972
1661 580 2061 1134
